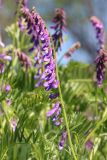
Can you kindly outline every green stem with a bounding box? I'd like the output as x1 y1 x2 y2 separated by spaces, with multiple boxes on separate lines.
95 87 98 115
68 79 92 82
55 54 78 160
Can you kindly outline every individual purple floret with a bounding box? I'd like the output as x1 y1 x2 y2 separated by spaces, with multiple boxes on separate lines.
47 102 62 126
90 16 105 50
51 8 66 51
10 118 17 132
85 139 93 150
0 53 12 61
58 129 67 150
54 118 63 126
5 85 11 92
6 99 11 106
49 93 59 99
47 102 60 117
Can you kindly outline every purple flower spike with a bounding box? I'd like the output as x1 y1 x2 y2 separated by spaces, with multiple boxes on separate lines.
51 8 66 51
90 16 106 86
20 6 62 131
20 7 58 92
64 42 81 59
95 49 107 87
90 16 105 50
16 51 31 69
58 130 67 150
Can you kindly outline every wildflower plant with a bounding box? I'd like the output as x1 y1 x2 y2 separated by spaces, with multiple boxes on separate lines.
0 1 107 160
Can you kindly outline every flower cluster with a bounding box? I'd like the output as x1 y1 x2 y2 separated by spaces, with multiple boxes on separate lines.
65 42 81 58
58 129 67 150
20 6 63 126
47 102 63 126
16 51 31 69
51 8 66 51
95 49 107 87
90 16 105 50
18 5 71 150
90 16 106 87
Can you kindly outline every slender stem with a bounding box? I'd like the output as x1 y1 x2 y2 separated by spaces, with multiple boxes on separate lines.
68 79 92 82
95 87 98 115
54 52 78 160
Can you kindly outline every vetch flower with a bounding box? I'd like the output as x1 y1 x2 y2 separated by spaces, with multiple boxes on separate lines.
20 6 62 130
0 53 12 61
85 139 93 150
90 16 106 86
10 118 18 132
51 8 66 51
95 49 107 87
90 16 105 50
6 99 12 106
16 51 31 69
20 6 59 94
47 102 62 126
54 118 63 126
64 42 81 58
58 129 67 150
49 93 59 99
47 102 60 117
5 85 11 92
